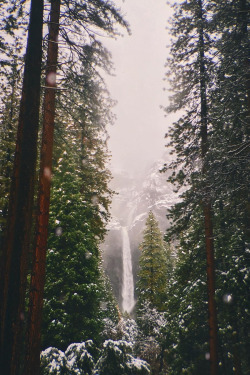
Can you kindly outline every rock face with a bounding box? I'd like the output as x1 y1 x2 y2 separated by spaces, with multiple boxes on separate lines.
102 157 178 310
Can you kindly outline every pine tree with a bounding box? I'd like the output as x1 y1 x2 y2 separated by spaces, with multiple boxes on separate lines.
164 206 210 375
41 144 111 349
135 212 170 374
164 0 249 373
24 1 61 373
41 65 115 349
137 212 168 312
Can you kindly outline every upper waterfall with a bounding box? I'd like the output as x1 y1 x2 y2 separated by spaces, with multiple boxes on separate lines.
121 226 135 313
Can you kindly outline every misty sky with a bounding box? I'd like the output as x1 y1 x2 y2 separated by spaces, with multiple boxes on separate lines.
104 0 174 175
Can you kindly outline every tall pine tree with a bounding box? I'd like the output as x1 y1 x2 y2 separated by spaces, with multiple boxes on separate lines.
136 212 170 375
137 212 168 312
164 0 249 373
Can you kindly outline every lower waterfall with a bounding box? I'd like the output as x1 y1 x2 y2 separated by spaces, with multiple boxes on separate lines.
121 226 135 313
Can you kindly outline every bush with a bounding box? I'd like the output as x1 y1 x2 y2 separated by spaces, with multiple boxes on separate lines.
40 341 95 375
94 340 150 375
40 347 66 375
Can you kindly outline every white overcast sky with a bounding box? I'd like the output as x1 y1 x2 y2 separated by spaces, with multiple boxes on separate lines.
104 0 174 175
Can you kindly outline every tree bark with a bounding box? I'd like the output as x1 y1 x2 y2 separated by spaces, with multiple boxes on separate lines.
23 1 60 373
203 202 218 375
198 1 218 374
0 0 44 374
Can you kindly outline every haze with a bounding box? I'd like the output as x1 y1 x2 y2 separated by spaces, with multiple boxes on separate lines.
105 0 173 175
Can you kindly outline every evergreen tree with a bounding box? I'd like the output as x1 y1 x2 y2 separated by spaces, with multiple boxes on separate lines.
137 211 168 312
41 48 116 348
41 130 113 350
164 207 210 375
37 0 128 353
31 2 128 363
24 1 61 373
163 0 249 373
136 212 169 375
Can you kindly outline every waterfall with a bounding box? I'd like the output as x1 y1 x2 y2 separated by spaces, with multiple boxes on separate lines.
121 226 135 313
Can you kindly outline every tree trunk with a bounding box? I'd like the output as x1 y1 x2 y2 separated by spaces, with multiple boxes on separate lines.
198 1 218 374
0 0 44 373
203 202 218 375
23 1 60 373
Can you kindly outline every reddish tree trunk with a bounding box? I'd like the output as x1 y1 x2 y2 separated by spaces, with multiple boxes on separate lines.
198 1 218 374
0 0 44 374
24 1 60 373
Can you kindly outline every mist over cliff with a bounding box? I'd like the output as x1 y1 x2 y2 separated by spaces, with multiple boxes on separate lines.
102 155 179 309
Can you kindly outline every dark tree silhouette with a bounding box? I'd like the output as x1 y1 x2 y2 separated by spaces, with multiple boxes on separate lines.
0 0 44 373
24 1 60 373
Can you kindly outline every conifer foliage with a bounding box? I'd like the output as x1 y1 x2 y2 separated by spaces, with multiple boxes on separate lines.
0 0 128 373
136 212 169 375
163 0 250 374
137 212 168 312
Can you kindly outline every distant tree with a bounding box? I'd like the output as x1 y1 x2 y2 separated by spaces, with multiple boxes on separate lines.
136 211 168 311
136 212 170 375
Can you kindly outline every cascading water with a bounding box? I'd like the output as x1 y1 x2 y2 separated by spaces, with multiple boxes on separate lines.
121 226 135 313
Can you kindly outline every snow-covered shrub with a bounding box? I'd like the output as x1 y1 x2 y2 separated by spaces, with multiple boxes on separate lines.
136 336 160 372
137 300 167 338
65 341 95 374
40 347 66 375
102 317 121 340
41 341 95 375
136 301 167 374
94 340 150 375
102 317 139 348
121 318 139 348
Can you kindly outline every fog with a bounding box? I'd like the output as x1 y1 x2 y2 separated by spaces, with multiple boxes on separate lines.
104 0 174 175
